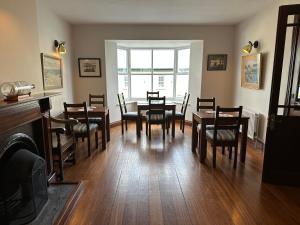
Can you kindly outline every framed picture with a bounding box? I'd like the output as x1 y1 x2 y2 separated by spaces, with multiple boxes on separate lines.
41 53 63 90
78 58 101 77
207 54 227 71
241 53 262 89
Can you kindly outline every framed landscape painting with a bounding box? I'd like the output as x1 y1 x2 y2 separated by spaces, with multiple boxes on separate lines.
207 54 227 71
241 53 262 89
41 53 63 90
78 58 101 77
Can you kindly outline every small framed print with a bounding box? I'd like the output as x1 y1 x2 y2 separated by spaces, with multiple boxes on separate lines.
207 54 227 71
78 58 101 77
41 53 63 90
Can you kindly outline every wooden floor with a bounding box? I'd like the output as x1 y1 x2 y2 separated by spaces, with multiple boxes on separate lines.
64 123 300 225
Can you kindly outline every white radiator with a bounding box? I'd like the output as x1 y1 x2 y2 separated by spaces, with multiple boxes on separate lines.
241 108 260 140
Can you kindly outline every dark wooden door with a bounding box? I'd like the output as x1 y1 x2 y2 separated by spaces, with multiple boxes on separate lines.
263 4 300 186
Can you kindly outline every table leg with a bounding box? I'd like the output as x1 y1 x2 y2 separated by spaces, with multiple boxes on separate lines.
106 110 110 142
200 122 207 163
240 121 248 163
137 107 141 137
172 107 175 138
101 114 106 150
192 116 198 153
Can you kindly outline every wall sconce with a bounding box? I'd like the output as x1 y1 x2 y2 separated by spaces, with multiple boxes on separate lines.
54 40 67 55
242 41 259 54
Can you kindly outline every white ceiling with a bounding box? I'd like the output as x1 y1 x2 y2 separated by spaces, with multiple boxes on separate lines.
44 0 274 25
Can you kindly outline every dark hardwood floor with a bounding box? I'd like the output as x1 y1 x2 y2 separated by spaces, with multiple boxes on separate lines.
63 123 300 225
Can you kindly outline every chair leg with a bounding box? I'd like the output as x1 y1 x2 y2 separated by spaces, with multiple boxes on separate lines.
233 147 238 169
182 120 185 133
163 121 165 140
135 120 140 136
125 121 128 130
212 145 217 168
59 153 64 181
72 142 76 164
229 146 232 159
149 124 151 140
146 122 148 136
222 146 225 155
121 120 124 134
95 131 98 149
82 137 84 142
87 136 91 157
166 119 169 134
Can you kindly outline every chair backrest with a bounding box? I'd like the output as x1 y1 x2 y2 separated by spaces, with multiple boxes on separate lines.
117 93 127 115
213 106 243 144
147 91 159 100
148 96 166 121
197 97 215 111
89 94 105 107
180 93 190 115
64 102 89 132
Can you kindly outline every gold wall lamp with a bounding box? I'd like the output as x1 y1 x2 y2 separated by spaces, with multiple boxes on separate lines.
54 40 67 55
242 41 259 54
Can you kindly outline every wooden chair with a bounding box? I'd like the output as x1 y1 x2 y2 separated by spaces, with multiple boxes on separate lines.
146 91 159 100
197 97 215 112
88 94 105 132
206 106 243 169
166 93 190 133
196 97 216 152
89 94 105 107
50 117 79 181
117 93 139 135
64 102 99 157
146 96 166 140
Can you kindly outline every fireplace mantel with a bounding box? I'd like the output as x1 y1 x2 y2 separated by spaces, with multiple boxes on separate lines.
0 92 60 179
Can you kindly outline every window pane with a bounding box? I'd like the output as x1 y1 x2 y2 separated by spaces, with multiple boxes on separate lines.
131 75 152 98
153 49 174 74
176 75 189 97
117 49 127 74
118 75 129 98
178 49 190 74
130 50 152 74
153 75 174 97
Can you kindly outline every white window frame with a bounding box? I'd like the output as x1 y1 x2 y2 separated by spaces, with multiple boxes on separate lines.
117 46 190 100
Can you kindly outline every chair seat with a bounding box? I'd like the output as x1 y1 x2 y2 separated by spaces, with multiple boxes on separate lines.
166 111 184 118
197 124 214 132
146 114 164 122
123 112 138 118
88 117 102 124
206 129 235 142
73 123 98 134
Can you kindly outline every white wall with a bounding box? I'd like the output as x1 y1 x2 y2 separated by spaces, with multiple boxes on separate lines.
233 0 300 142
0 0 42 91
0 0 74 115
36 0 75 115
72 24 235 111
105 41 119 122
187 41 203 121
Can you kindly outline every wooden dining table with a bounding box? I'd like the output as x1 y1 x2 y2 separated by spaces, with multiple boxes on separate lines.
70 106 110 150
137 101 176 138
191 111 249 163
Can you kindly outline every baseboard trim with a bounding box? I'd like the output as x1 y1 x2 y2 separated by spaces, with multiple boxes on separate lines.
110 121 121 127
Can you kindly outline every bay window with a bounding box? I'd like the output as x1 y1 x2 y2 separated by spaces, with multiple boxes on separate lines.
117 47 190 99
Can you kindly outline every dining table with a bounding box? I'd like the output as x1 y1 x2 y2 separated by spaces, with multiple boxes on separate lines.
72 106 110 150
137 101 176 138
191 110 249 163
